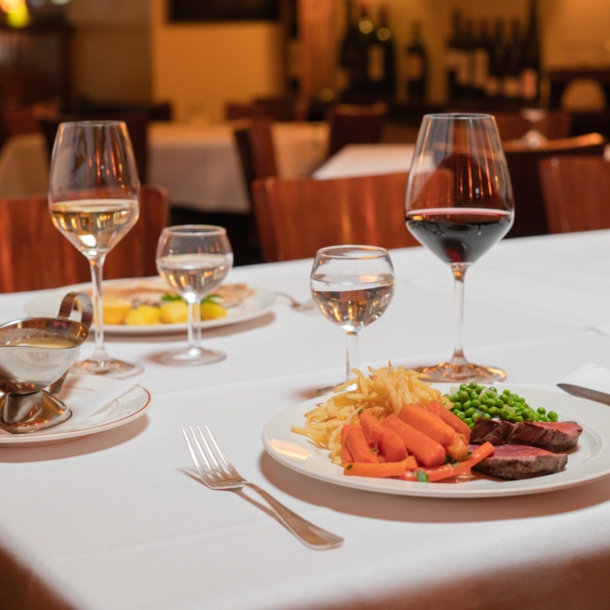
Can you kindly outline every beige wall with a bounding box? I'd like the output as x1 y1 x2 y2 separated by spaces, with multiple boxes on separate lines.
66 0 151 104
150 0 285 124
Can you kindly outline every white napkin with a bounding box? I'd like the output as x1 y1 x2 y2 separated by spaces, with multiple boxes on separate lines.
56 374 144 423
558 363 610 394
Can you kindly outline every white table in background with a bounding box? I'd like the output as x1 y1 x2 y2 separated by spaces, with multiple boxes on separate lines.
148 121 329 213
2 231 610 609
313 143 414 180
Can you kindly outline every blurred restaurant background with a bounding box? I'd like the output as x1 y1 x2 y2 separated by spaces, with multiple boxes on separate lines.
1 0 610 269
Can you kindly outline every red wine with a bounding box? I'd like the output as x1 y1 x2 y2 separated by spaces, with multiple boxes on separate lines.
406 207 513 264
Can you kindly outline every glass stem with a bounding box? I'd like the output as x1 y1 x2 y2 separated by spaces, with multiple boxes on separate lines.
345 330 359 381
89 256 109 363
450 263 469 367
186 298 202 351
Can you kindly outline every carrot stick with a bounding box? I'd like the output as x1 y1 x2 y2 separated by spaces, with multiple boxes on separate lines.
341 425 355 464
401 442 495 482
398 403 456 447
344 460 410 478
359 409 384 444
344 426 378 464
378 426 408 462
425 399 471 441
382 415 445 467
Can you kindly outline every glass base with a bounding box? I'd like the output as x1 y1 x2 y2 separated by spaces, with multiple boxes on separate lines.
71 358 144 378
414 361 506 384
159 346 226 366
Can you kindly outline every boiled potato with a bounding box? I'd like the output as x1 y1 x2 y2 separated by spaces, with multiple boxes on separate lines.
159 301 189 324
200 301 227 320
102 296 133 325
125 304 161 326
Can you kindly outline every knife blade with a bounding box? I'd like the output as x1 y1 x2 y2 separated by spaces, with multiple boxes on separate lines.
557 383 610 407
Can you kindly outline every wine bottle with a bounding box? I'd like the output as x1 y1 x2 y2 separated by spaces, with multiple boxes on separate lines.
405 21 427 100
371 6 396 97
520 0 541 101
485 19 506 100
357 2 375 93
455 18 475 99
445 10 462 101
502 18 523 99
338 0 360 94
472 19 491 99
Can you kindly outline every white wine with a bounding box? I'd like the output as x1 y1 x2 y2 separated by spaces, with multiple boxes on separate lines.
50 199 139 256
156 253 233 299
311 275 394 332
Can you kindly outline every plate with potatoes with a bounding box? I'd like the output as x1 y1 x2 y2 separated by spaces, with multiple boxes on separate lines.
25 278 276 335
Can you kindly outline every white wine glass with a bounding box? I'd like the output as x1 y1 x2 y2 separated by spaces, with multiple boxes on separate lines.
48 120 142 377
156 225 233 365
405 113 514 383
310 245 395 395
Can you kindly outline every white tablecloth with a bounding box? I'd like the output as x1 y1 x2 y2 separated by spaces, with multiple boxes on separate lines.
3 232 610 609
148 121 328 214
313 143 414 180
0 121 329 213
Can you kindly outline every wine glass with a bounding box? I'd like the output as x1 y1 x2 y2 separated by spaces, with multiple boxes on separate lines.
155 225 233 365
405 113 514 383
48 120 142 377
310 245 395 395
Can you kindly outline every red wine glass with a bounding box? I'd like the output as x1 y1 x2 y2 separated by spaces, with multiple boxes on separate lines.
405 113 514 383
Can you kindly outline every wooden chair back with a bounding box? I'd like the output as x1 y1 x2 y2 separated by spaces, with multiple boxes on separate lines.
251 172 418 262
539 156 610 233
226 97 311 122
502 133 606 238
40 112 150 183
0 185 169 293
326 102 388 157
494 111 571 141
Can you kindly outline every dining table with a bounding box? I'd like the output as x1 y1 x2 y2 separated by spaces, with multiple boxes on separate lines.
0 120 330 212
2 228 610 609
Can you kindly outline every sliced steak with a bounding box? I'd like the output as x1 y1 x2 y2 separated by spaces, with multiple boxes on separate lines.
508 421 583 453
471 444 568 480
469 418 514 445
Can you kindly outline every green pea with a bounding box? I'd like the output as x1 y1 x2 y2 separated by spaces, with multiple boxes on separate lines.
471 399 481 408
494 398 503 407
464 417 473 426
548 411 558 422
462 400 472 410
459 384 468 390
499 408 510 419
488 406 499 416
502 389 511 396
479 404 488 413
537 407 546 415
459 391 469 403
464 408 475 418
482 413 492 419
514 416 524 423
486 398 496 409
506 414 516 422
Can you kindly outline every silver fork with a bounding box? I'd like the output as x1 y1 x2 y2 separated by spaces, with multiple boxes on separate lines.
182 425 343 550
274 292 315 311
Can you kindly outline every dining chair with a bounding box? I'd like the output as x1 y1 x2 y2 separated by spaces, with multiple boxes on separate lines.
225 97 311 122
502 133 606 238
0 185 169 293
493 110 571 142
251 172 418 262
40 112 150 183
539 155 610 234
325 102 389 157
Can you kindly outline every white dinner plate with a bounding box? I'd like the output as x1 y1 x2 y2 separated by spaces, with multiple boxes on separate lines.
24 278 276 335
0 375 151 446
262 386 610 498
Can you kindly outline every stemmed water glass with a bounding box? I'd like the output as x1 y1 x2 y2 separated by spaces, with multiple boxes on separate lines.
310 245 395 395
48 120 142 377
155 225 233 365
405 113 514 383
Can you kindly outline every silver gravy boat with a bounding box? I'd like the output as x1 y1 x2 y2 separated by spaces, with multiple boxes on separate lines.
0 292 92 434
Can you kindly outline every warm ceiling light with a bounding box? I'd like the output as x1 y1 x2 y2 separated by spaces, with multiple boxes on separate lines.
0 0 23 12
6 3 29 27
